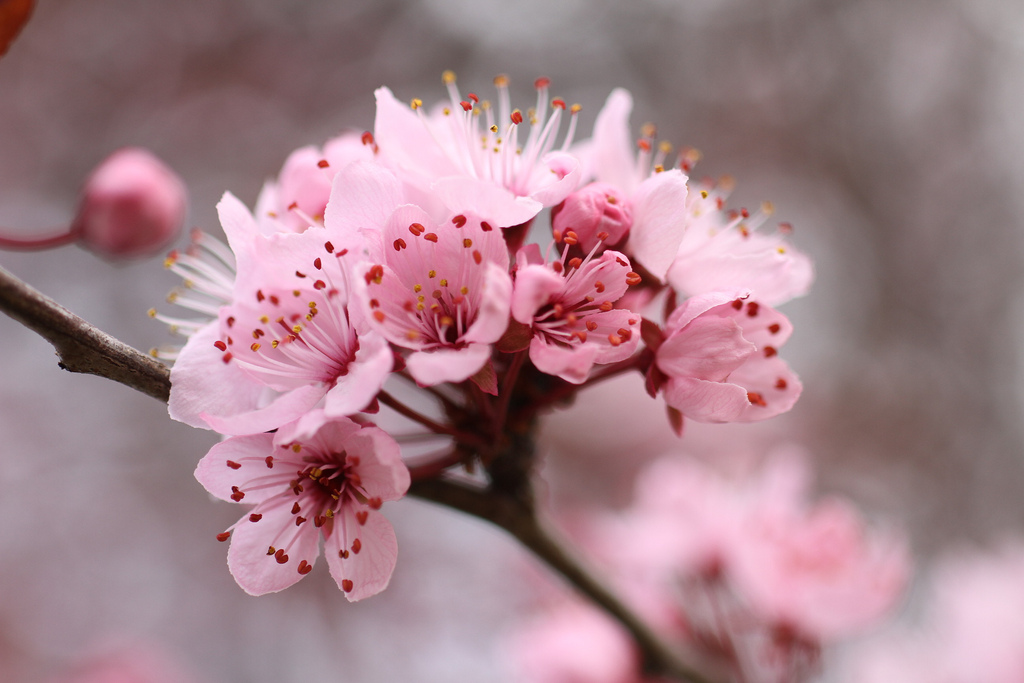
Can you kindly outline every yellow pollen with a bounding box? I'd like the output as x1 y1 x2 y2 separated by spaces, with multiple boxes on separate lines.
260 315 269 324
183 279 195 289
641 123 657 138
654 165 664 173
440 316 454 327
570 103 582 114
493 74 509 87
777 247 787 254
413 284 422 293
443 107 450 116
428 270 436 278
166 292 178 303
411 98 423 110
271 340 279 348
406 329 420 341
701 190 709 199
147 308 157 318
148 348 159 358
416 303 425 311
163 256 176 268
659 141 673 154
439 278 448 287
292 444 302 452
762 201 775 215
442 70 456 84
292 325 302 333
460 286 469 295
490 125 498 133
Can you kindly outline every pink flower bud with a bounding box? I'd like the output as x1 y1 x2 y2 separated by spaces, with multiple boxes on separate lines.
552 182 632 253
72 148 187 258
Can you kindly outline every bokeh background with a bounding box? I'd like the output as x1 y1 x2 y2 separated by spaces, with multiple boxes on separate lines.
2 0 1024 680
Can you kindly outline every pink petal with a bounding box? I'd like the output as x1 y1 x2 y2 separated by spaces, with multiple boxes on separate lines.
194 433 276 503
511 264 563 324
200 383 326 435
168 320 265 430
591 88 638 193
529 337 600 384
343 426 410 501
227 506 322 596
730 356 803 422
657 316 754 382
527 151 582 207
322 331 393 416
627 169 689 282
406 343 491 385
432 176 543 228
462 261 513 344
373 86 459 184
325 504 399 601
323 160 404 259
665 290 750 330
662 376 751 423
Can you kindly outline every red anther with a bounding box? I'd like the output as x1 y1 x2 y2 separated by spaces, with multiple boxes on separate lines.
317 159 330 169
473 250 482 264
563 230 579 245
510 110 524 125
534 76 551 89
637 139 652 152
314 515 326 528
364 264 384 284
746 302 760 317
409 222 425 236
481 221 493 232
460 100 473 112
768 323 781 334
356 511 369 525
348 456 360 467
265 456 274 468
552 229 562 242
291 502 301 514
339 549 349 559
778 222 793 234
731 299 744 310
625 272 642 286
393 238 407 251
216 532 231 542
747 391 767 407
599 301 613 312
567 257 582 270
352 538 363 554
432 289 443 300
288 201 299 211
325 241 335 253
572 331 587 342
266 546 276 556
370 311 384 324
551 98 566 110
468 92 479 103
313 257 322 270
214 340 227 351
716 197 725 210
338 248 349 256
586 320 598 331
368 497 383 510
775 378 788 390
615 257 627 267
369 299 380 308
269 294 280 305
739 225 750 238
597 231 609 241
462 238 473 248
341 579 354 592
230 486 245 502
424 232 438 242
552 261 563 273
361 131 375 146
226 316 235 328
629 318 637 325
314 280 326 290
249 342 260 352
552 303 564 318
594 281 606 293
617 328 632 341
226 460 241 470
274 549 289 564
566 313 578 325
253 329 264 339
764 346 778 358
249 513 262 523
608 333 623 346
297 560 313 575
256 289 265 302
727 210 739 221
221 352 233 364
295 516 307 526
741 207 750 218
452 214 467 227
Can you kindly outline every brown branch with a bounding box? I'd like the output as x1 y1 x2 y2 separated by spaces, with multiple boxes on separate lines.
409 478 726 683
0 263 171 401
0 263 724 683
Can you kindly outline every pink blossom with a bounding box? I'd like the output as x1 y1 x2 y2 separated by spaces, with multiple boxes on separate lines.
557 88 689 281
655 291 802 423
73 147 187 258
511 241 642 383
45 640 200 683
728 496 910 641
667 178 813 306
373 72 581 228
195 414 409 599
168 193 392 435
254 132 376 234
356 207 512 386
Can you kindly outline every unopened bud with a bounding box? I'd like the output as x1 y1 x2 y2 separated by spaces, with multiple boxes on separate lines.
551 182 632 253
72 148 187 258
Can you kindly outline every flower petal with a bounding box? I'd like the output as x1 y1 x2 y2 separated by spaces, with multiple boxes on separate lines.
325 504 399 602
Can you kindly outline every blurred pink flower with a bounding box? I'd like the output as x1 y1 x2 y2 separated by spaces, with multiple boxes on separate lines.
373 73 581 228
73 147 187 259
511 241 641 383
195 414 409 599
655 291 801 423
45 639 200 683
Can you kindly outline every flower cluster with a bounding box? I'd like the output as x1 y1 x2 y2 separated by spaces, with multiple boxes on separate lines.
153 73 813 601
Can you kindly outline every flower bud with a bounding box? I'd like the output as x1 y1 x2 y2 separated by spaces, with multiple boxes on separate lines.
72 148 187 258
551 182 632 253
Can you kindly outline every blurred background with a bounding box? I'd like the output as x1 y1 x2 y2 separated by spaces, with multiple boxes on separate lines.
2 0 1024 680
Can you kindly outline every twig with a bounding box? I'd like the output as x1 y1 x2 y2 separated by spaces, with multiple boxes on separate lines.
0 264 171 401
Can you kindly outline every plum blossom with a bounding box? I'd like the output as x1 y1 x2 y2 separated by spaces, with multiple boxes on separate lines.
511 237 642 383
356 205 512 386
667 178 813 306
555 88 690 281
374 72 581 228
654 291 801 423
195 414 410 600
167 193 392 435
